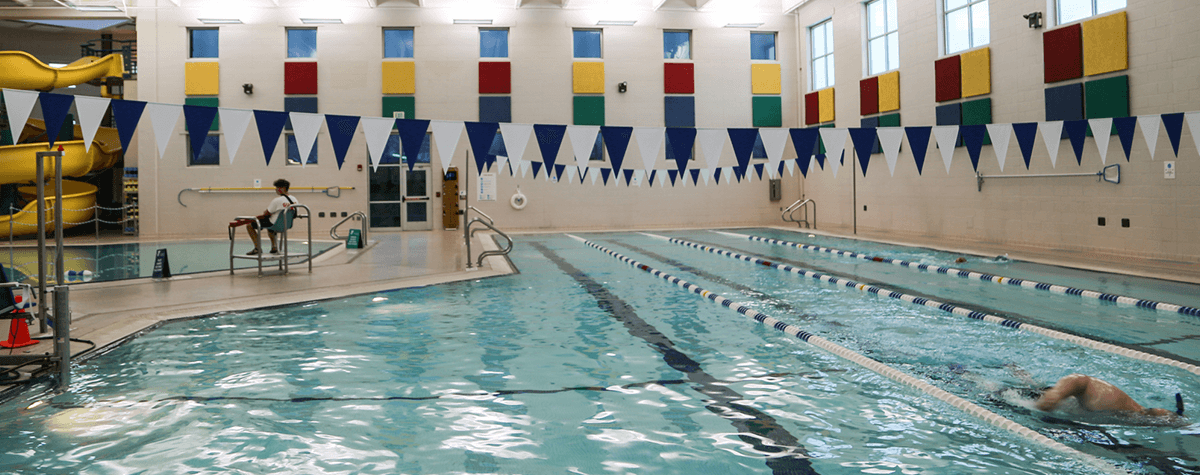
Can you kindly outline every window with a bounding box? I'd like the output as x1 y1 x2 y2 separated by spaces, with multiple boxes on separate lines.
589 135 605 162
751 31 776 60
189 28 218 58
286 134 318 165
287 28 317 58
573 29 602 59
480 28 508 58
810 21 834 90
943 0 988 55
1058 0 1125 24
866 0 899 75
187 134 220 166
664 30 691 59
384 28 414 58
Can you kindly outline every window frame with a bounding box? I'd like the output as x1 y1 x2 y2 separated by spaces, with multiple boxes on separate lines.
809 20 834 91
186 132 221 167
286 27 318 59
188 27 219 59
383 27 415 59
942 0 989 55
663 30 692 60
750 31 777 61
573 28 603 59
1055 0 1126 25
865 0 899 76
479 27 509 59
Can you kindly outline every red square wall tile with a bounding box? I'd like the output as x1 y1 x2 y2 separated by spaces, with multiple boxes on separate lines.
805 92 820 125
284 62 318 95
1044 24 1083 83
934 55 961 102
664 63 694 94
860 76 879 116
479 61 511 94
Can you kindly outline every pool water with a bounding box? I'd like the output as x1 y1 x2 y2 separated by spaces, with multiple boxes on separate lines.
3 239 341 284
1 230 1197 474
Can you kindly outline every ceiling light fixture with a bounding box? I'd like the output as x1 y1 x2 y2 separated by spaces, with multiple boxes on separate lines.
596 20 637 26
73 5 122 12
453 19 493 25
198 18 243 24
300 18 342 24
724 22 765 28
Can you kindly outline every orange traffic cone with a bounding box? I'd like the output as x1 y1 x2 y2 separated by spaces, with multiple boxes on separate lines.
1 295 36 349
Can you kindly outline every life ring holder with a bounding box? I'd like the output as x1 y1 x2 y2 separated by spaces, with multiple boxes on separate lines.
510 187 528 210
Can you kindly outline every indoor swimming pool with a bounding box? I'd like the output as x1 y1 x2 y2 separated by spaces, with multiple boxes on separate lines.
0 229 1197 474
2 239 341 284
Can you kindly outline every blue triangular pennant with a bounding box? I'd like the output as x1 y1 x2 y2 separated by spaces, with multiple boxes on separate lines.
905 126 931 175
648 170 657 186
1012 122 1038 169
788 128 819 167
395 118 430 171
690 169 700 185
600 126 632 173
777 160 786 177
533 124 566 170
1162 112 1185 157
753 163 764 179
960 125 987 171
714 167 722 184
1063 119 1089 165
623 169 634 186
665 127 696 173
324 114 360 170
531 161 543 178
1112 116 1137 161
253 110 288 166
183 104 219 164
667 169 678 186
112 99 146 155
797 155 812 177
728 128 758 174
578 166 588 184
849 127 877 176
38 92 75 150
465 122 499 175
553 164 565 180
601 168 611 185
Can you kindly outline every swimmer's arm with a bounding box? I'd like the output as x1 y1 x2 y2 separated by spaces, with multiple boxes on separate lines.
1036 376 1086 412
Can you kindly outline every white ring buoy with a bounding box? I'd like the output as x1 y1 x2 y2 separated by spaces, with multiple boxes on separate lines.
510 189 528 210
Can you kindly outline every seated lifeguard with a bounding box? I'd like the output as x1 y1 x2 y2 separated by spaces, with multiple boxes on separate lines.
231 179 299 255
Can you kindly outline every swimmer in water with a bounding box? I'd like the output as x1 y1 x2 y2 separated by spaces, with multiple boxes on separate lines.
1035 374 1186 425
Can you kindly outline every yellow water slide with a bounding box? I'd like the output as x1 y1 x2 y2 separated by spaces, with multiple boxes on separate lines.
0 51 125 238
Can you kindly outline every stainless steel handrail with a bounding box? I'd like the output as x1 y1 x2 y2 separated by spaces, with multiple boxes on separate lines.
782 198 816 229
330 211 368 244
467 218 514 268
468 206 494 226
464 206 512 269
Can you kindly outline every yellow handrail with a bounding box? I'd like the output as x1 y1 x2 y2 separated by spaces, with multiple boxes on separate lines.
178 186 354 207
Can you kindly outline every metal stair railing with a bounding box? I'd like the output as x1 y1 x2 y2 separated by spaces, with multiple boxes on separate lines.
782 198 816 229
464 206 513 269
330 211 367 244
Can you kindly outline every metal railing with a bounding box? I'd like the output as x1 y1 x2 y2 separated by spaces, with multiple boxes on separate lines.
782 198 816 229
976 164 1120 192
329 211 367 244
464 206 513 269
229 203 313 277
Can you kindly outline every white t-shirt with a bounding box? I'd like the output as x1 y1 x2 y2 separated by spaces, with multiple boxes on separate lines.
266 194 298 217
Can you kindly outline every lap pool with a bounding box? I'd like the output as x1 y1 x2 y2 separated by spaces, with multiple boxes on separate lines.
1 229 1197 474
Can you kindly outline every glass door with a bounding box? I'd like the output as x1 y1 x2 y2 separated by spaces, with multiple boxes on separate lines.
369 133 433 230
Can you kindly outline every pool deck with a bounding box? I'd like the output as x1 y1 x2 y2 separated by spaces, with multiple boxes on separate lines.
0 229 514 391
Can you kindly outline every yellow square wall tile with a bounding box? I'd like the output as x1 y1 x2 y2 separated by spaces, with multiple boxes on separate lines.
878 71 900 112
184 62 219 96
818 88 835 123
960 47 990 97
573 62 605 94
382 61 416 94
751 63 781 95
1082 11 1128 76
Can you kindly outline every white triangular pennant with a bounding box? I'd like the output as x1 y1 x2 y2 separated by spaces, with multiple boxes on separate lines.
73 96 111 154
877 127 904 176
289 112 323 168
634 127 664 171
567 125 601 171
1088 118 1112 165
499 123 532 177
697 128 726 170
1187 112 1200 160
634 169 645 187
2 89 38 142
722 167 733 184
431 120 464 174
520 160 529 178
785 159 795 176
147 103 182 160
1039 121 1063 168
590 166 599 185
760 128 789 179
218 108 253 164
932 126 959 174
1138 115 1160 160
362 117 396 172
657 170 667 187
819 128 848 178
702 167 711 186
564 165 576 184
986 123 1012 172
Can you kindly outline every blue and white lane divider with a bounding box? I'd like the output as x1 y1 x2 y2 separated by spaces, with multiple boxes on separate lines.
648 233 1200 377
566 234 1124 475
715 230 1200 318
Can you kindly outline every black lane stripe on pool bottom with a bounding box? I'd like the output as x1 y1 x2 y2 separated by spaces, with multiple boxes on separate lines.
529 241 819 475
691 238 1200 369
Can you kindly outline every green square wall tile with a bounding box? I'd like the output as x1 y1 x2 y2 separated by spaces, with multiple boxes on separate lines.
962 98 991 145
382 96 416 120
1085 75 1128 136
752 96 782 127
184 97 220 131
878 113 901 127
573 96 605 126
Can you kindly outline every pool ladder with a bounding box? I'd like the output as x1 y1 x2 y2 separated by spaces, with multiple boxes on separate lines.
465 206 513 270
329 211 368 244
782 198 816 229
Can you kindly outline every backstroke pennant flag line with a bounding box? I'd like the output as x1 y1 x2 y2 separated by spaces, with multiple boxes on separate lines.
74 95 111 154
986 123 1011 172
431 120 465 174
1088 118 1113 164
182 103 218 164
1011 122 1038 169
904 126 931 175
147 102 182 160
500 123 534 177
760 128 789 179
877 127 904 176
819 128 848 178
289 112 323 168
253 110 287 166
362 116 396 172
1137 115 1160 160
932 125 958 174
1039 121 1063 168
634 126 665 173
218 108 253 164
